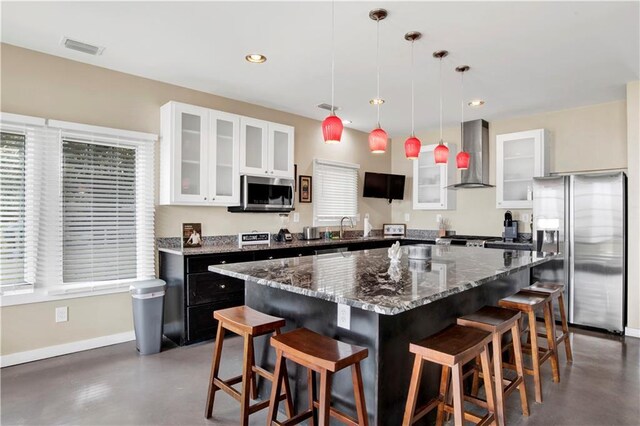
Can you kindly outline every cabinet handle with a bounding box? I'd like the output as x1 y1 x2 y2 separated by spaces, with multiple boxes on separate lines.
221 260 226 264
204 197 207 200
268 256 273 260
270 171 274 174
265 171 268 174
220 284 226 289
298 254 302 257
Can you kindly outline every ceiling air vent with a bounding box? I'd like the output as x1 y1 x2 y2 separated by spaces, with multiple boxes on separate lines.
61 37 105 56
317 103 340 112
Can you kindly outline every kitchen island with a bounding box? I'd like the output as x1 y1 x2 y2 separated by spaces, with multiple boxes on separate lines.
210 245 555 425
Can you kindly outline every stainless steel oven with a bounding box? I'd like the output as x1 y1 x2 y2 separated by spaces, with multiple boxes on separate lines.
228 175 294 212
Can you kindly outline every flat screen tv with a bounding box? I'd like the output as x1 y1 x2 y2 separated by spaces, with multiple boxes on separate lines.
363 172 406 203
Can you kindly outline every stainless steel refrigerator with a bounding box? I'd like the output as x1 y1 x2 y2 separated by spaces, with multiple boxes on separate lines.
532 172 627 334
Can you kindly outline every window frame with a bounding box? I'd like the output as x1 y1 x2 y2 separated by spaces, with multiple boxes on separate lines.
312 158 360 227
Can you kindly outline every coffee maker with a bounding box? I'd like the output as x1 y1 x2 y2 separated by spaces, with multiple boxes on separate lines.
503 211 518 242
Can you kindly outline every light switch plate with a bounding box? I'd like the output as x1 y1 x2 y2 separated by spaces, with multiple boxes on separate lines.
56 306 68 323
293 212 300 223
404 213 411 222
337 304 351 330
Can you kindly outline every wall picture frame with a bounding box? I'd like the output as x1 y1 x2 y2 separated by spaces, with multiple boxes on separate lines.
299 175 312 203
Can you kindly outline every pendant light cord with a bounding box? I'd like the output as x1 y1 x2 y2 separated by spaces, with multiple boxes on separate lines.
460 70 464 146
439 57 443 143
376 18 381 127
411 40 415 137
330 0 335 115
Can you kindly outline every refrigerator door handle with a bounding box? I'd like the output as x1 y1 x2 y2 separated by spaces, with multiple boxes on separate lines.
568 176 575 322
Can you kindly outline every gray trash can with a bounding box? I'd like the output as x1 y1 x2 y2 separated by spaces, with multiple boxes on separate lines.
130 279 166 355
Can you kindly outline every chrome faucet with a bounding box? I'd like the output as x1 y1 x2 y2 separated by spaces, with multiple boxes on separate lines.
340 216 354 239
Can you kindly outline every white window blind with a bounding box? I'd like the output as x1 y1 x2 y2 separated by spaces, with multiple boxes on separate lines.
0 132 26 288
313 159 360 226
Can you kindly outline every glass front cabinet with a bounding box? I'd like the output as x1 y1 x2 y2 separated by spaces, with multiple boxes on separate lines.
496 129 549 209
413 143 457 210
160 101 240 206
240 118 294 179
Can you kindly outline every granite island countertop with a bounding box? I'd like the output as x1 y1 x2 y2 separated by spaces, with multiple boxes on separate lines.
210 245 555 315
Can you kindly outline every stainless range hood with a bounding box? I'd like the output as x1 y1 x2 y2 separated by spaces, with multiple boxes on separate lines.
447 119 494 189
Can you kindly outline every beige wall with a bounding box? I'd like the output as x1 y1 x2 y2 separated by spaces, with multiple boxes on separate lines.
0 43 392 356
391 101 628 236
627 81 639 331
1 293 133 354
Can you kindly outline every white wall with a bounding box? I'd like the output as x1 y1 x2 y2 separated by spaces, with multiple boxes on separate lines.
626 81 640 333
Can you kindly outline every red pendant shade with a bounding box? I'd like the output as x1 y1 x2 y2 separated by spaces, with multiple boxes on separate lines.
322 115 344 144
434 143 449 164
456 151 470 169
404 137 421 159
369 127 388 153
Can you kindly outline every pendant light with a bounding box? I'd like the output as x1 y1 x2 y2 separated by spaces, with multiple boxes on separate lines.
404 31 422 160
321 0 343 144
456 65 471 169
433 50 449 164
368 9 388 154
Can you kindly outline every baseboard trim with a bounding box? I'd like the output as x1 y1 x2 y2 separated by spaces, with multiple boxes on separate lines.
0 330 135 368
625 327 640 338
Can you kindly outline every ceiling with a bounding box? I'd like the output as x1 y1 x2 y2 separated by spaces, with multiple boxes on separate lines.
1 1 639 135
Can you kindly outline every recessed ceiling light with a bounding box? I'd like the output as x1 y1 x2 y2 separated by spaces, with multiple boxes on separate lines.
245 53 267 64
369 98 385 105
342 119 352 125
468 99 485 107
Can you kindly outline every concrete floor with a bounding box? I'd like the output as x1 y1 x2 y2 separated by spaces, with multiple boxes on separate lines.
1 328 638 425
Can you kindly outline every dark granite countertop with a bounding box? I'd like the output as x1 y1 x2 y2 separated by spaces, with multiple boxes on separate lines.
210 245 556 315
157 235 434 256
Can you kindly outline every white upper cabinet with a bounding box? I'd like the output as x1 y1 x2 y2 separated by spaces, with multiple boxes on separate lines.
496 129 549 209
240 118 294 178
159 101 240 206
413 143 457 210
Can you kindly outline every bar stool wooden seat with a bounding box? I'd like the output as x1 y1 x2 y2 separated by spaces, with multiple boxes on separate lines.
526 282 573 363
267 328 369 426
499 291 560 403
457 306 529 426
403 325 497 426
205 306 293 426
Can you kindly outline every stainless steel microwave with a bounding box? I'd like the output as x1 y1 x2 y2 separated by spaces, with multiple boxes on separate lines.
228 175 294 212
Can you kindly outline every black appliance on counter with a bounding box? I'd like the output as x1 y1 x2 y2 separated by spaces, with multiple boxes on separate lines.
503 211 519 242
435 235 502 248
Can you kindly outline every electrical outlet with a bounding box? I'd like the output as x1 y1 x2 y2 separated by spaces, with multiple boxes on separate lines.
404 213 411 222
292 212 300 223
337 304 351 330
55 306 68 323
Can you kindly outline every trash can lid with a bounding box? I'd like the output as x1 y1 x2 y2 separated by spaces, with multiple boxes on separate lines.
129 279 166 295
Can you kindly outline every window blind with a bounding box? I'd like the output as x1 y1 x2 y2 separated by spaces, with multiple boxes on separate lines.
0 132 26 288
313 159 360 226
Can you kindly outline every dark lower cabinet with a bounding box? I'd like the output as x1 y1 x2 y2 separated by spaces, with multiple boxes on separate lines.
159 237 427 346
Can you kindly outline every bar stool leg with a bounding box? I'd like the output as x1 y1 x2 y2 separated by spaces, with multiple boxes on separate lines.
558 293 573 362
267 349 285 424
240 334 253 426
318 369 332 426
403 354 424 426
479 344 497 425
273 329 295 419
205 322 225 418
543 303 560 383
308 368 317 426
527 310 543 403
511 322 529 416
451 363 465 426
249 347 258 400
435 365 450 426
491 332 506 426
471 355 481 397
351 362 368 426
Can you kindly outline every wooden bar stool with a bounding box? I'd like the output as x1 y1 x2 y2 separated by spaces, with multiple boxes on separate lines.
267 328 369 426
402 325 497 426
499 291 560 403
204 306 293 426
457 306 529 426
527 282 573 363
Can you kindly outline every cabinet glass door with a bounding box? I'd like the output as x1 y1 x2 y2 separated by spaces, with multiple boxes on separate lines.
240 118 268 175
416 149 442 205
210 112 239 204
501 137 535 203
269 124 294 178
176 107 208 202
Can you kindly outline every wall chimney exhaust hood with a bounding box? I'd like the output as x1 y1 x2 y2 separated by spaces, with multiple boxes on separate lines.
447 119 494 189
